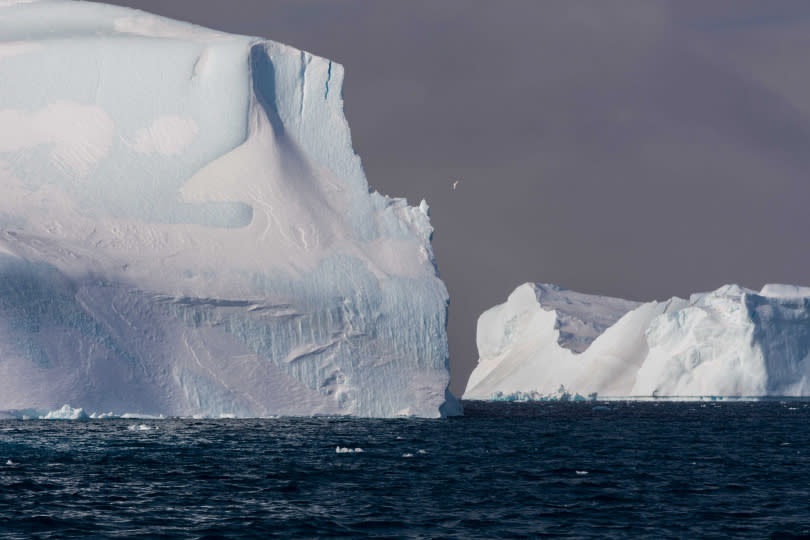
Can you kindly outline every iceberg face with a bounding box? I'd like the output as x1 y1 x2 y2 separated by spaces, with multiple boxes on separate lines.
0 1 459 418
464 282 810 400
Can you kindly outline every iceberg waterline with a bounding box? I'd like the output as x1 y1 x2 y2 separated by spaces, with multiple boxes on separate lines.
0 404 388 420
464 282 810 401
0 1 460 418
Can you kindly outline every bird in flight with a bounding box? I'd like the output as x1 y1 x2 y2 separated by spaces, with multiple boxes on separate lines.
452 180 460 190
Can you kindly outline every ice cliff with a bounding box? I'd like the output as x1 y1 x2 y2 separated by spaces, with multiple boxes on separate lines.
0 0 460 418
464 282 810 400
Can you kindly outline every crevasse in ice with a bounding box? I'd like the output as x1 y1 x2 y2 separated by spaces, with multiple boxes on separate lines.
464 282 810 400
0 0 460 418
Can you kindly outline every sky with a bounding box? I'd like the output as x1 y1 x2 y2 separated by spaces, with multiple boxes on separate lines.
102 0 810 396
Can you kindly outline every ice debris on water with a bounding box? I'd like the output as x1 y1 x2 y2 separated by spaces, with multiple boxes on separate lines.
5 460 13 466
402 453 414 458
336 447 364 454
487 386 593 402
576 471 589 476
127 424 157 432
0 406 168 420
42 405 88 420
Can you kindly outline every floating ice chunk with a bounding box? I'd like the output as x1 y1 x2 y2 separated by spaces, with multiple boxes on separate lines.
5 460 13 465
41 405 88 420
417 449 427 454
487 385 593 402
90 412 117 419
335 447 363 454
402 453 414 458
575 471 589 476
127 424 156 431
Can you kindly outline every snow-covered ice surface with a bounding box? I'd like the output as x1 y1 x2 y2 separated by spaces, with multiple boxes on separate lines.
463 282 810 401
0 1 459 418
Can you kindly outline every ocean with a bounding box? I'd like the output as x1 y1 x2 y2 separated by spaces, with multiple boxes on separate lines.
2 401 809 538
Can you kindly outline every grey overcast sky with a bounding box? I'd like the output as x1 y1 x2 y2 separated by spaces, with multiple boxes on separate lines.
100 0 810 395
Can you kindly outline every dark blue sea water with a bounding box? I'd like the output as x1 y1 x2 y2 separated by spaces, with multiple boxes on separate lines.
2 401 810 538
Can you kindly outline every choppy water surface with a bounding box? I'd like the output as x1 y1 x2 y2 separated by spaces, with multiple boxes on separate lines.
2 401 810 538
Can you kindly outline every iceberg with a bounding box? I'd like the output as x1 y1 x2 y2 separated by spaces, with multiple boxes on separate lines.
0 1 459 418
463 282 810 400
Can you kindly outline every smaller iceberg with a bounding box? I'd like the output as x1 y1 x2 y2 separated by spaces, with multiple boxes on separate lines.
464 282 810 400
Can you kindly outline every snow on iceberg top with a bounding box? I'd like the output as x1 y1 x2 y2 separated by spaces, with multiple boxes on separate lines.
0 0 228 41
759 284 810 298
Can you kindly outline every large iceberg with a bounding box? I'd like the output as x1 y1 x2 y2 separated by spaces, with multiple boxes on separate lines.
0 0 460 418
464 282 810 400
